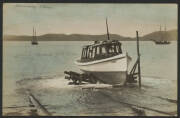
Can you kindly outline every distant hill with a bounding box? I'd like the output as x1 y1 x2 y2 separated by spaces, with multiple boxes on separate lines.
4 29 177 41
140 29 177 41
3 34 132 41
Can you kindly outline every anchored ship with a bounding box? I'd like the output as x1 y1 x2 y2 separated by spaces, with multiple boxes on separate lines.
74 19 131 85
32 27 38 45
154 40 170 44
152 25 170 45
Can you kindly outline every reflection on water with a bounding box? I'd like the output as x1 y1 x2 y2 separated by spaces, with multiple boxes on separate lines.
3 41 177 116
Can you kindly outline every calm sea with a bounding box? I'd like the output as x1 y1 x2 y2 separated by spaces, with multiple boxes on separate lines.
3 41 177 116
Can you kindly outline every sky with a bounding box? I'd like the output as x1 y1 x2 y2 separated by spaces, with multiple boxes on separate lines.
3 3 177 37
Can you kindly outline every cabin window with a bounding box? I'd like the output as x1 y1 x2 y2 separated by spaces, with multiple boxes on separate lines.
111 45 115 53
81 41 122 62
108 45 112 53
92 47 95 58
114 45 118 53
83 48 86 58
81 48 84 59
118 44 122 53
102 47 106 54
85 47 88 58
115 45 119 53
95 47 97 56
99 46 102 54
96 47 100 55
91 47 94 58
87 48 90 58
89 47 93 58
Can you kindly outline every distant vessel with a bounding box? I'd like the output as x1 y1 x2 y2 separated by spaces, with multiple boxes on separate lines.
74 19 131 85
154 40 170 44
152 25 170 45
32 27 38 45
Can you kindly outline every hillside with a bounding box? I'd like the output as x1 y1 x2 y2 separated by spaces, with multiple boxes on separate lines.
4 29 177 41
140 29 177 41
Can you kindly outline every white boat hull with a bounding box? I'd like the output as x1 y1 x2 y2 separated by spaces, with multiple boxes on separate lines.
83 71 127 85
75 53 131 85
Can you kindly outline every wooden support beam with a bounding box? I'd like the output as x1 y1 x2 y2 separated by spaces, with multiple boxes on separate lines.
130 59 138 74
136 31 141 88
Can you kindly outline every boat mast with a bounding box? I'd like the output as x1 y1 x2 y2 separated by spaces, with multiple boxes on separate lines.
160 25 162 41
106 18 110 40
164 24 166 32
34 28 37 42
160 24 161 32
33 27 35 42
163 24 166 41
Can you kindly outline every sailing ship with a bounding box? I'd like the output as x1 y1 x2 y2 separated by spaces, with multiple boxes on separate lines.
32 27 38 45
154 40 170 44
152 25 170 45
74 19 131 85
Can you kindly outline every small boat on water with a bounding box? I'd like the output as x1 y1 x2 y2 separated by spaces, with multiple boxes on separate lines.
75 19 131 85
32 27 38 45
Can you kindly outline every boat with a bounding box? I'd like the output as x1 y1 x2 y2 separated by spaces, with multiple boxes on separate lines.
32 27 38 45
74 19 131 85
152 25 170 45
154 40 170 44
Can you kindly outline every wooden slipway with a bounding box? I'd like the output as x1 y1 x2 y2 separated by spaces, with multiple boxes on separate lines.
26 90 52 116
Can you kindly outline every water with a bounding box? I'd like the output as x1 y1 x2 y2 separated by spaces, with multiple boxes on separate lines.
3 41 177 116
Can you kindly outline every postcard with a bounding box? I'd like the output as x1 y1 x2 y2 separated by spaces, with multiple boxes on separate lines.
2 3 178 116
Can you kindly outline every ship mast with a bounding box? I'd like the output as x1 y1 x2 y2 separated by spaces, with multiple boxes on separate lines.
164 24 166 32
160 25 162 41
33 27 35 41
34 28 37 41
164 24 166 41
106 18 110 40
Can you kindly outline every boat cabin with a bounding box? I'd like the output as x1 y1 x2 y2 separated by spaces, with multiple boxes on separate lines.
80 40 122 62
